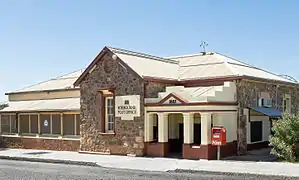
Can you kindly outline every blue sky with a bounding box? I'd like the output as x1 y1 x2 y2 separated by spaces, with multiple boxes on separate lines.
1 0 299 102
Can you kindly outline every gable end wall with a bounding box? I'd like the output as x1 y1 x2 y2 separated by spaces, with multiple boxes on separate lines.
80 51 145 156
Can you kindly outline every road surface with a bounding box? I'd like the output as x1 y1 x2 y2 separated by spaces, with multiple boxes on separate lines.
0 159 295 180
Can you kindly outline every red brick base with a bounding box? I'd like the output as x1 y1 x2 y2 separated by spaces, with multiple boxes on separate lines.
144 142 169 157
0 136 80 151
183 141 237 160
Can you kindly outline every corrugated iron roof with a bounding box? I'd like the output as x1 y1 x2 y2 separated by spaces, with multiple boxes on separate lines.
249 106 281 117
8 69 85 94
8 47 297 95
169 52 295 82
109 47 179 80
108 47 295 83
0 98 80 112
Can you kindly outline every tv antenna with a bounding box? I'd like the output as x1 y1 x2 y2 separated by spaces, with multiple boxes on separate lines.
200 41 208 53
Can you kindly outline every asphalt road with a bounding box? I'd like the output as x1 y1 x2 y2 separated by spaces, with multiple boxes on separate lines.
0 159 296 180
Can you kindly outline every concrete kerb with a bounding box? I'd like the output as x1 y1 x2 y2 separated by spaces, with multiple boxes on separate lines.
0 155 299 179
0 156 100 167
168 169 299 179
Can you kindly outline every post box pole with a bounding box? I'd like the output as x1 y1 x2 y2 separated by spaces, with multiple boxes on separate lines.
217 145 220 160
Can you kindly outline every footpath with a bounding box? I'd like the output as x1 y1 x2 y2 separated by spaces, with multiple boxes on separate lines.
0 148 298 177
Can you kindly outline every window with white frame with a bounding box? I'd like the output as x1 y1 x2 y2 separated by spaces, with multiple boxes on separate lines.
105 96 114 133
283 94 291 113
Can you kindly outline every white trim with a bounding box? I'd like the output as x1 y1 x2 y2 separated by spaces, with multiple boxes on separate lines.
146 105 237 113
19 113 39 115
0 113 17 115
105 96 114 133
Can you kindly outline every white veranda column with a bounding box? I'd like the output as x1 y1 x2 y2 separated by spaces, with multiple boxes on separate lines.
157 113 168 143
144 113 154 142
201 112 212 145
183 113 194 144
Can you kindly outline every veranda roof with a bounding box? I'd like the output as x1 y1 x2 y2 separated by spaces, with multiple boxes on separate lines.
7 69 85 94
0 98 80 113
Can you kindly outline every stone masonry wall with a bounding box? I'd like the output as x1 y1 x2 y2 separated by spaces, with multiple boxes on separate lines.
237 80 299 113
1 137 79 151
145 82 175 98
236 80 299 154
80 50 145 156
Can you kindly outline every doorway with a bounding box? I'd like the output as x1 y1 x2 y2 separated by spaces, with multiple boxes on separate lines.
168 114 183 158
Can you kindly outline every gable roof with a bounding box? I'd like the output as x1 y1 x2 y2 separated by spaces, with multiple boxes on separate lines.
109 47 179 80
9 46 296 95
169 52 296 83
7 69 85 94
74 46 180 86
75 47 296 86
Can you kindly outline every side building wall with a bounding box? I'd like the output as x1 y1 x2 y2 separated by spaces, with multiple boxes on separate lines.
236 79 299 154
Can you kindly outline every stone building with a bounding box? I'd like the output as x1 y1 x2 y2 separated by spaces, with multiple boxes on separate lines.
0 46 298 160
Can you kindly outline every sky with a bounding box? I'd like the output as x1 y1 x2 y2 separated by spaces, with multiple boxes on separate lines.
1 0 299 102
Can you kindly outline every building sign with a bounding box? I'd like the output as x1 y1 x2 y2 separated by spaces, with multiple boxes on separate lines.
115 95 140 120
163 96 182 105
44 120 49 127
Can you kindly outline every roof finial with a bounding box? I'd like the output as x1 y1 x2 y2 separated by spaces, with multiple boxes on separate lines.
200 41 208 54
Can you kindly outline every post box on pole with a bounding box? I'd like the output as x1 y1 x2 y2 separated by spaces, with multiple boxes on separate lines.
211 126 227 160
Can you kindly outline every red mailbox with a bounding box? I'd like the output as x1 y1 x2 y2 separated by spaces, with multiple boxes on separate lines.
212 126 226 146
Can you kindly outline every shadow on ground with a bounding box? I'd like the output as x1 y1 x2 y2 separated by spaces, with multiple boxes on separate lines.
223 148 277 162
23 151 52 155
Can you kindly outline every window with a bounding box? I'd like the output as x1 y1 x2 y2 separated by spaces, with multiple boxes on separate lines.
30 115 38 134
40 114 51 134
52 114 61 135
250 121 263 142
75 114 80 135
20 115 30 134
63 114 79 136
283 94 291 113
19 114 39 135
105 96 114 133
0 113 80 138
63 114 75 135
0 114 17 134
